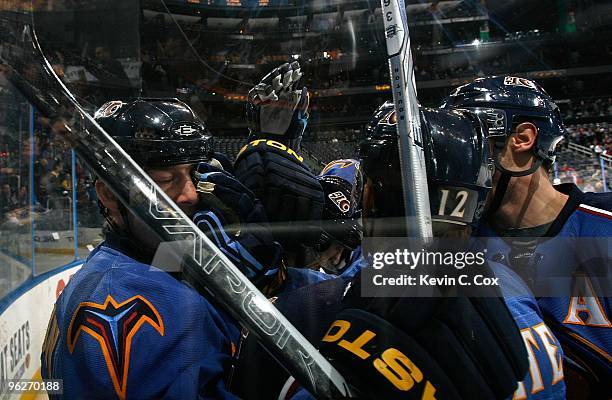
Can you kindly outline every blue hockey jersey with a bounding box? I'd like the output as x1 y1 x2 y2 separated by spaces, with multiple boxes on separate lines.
40 231 333 400
478 184 611 396
41 233 241 400
491 261 566 399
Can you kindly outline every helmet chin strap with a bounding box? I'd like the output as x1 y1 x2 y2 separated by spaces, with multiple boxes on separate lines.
99 199 124 234
100 199 144 248
486 147 543 217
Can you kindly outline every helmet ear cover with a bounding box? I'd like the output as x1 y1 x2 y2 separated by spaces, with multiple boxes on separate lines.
358 135 403 215
317 174 364 251
359 137 406 238
421 108 493 229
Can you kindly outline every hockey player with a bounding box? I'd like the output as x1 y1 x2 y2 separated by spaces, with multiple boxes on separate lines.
41 98 284 399
232 102 530 399
442 76 611 398
236 63 364 278
306 158 363 275
351 101 565 399
234 62 326 267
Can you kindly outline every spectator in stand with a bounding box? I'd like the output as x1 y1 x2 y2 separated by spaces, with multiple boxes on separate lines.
18 185 28 207
45 160 65 199
94 46 131 87
1 183 16 215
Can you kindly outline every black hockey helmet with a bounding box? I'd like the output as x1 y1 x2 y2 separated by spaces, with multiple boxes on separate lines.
359 101 492 234
94 98 214 168
440 75 565 164
317 159 363 250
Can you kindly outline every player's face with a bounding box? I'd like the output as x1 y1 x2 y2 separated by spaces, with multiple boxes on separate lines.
147 163 199 217
317 241 346 269
304 240 347 272
119 163 199 258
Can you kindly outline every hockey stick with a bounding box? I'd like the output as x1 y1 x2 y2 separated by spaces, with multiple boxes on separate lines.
380 0 433 239
0 7 350 399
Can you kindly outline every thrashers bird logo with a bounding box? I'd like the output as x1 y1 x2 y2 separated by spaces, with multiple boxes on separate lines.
67 295 164 400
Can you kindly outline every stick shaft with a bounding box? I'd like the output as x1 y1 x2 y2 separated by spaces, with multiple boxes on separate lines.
380 0 433 239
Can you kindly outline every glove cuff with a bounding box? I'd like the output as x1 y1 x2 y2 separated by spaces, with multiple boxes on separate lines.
234 140 325 251
320 308 460 400
247 131 303 152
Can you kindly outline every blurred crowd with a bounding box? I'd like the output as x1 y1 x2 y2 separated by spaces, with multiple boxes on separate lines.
2 0 611 227
555 147 610 193
140 6 612 107
566 122 612 156
0 126 99 227
561 97 612 157
562 97 612 120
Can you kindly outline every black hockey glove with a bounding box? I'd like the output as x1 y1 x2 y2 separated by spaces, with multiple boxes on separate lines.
319 272 529 399
245 61 309 149
192 163 283 290
234 139 324 252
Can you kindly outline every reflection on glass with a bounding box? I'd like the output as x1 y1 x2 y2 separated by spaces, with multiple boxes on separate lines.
0 89 33 296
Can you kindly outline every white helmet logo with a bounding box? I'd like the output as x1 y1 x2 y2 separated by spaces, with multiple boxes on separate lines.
329 191 350 213
503 76 537 89
174 124 198 136
94 101 124 118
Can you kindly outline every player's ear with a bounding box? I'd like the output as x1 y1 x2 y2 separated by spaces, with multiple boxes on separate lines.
95 180 120 212
511 122 537 153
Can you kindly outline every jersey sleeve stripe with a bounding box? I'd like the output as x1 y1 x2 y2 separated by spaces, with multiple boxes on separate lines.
566 330 612 364
577 204 612 220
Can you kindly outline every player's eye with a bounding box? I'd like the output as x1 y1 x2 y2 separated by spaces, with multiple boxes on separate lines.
149 171 174 184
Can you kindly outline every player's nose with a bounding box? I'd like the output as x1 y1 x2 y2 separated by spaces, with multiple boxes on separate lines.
176 178 199 207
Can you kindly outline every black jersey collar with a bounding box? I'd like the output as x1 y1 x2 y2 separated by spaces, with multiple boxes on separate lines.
103 230 155 265
543 183 584 237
